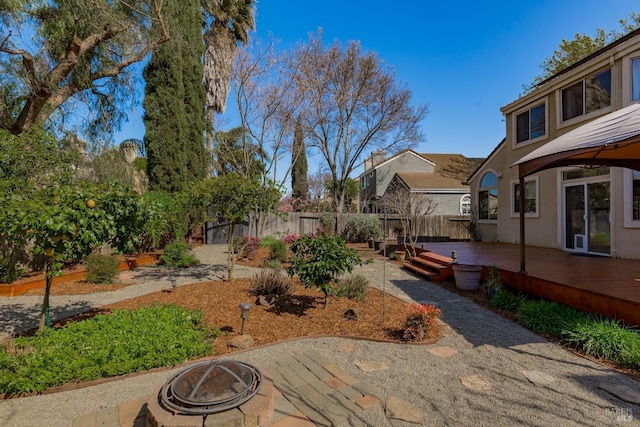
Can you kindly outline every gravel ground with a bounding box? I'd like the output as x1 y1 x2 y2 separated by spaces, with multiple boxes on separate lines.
0 245 639 426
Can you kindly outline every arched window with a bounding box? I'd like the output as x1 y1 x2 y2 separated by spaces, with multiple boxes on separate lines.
478 172 498 220
460 194 471 215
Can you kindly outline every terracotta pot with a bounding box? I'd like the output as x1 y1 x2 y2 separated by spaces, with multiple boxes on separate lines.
396 251 406 262
452 264 482 291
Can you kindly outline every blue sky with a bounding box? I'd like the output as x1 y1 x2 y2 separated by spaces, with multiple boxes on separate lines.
114 0 639 163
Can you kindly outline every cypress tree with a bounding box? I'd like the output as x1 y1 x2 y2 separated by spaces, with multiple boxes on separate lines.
143 0 206 193
291 116 309 210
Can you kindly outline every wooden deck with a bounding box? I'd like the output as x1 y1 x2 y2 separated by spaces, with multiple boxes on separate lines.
420 242 640 327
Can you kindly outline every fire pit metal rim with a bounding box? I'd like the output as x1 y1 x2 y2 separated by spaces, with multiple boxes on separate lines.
160 359 263 415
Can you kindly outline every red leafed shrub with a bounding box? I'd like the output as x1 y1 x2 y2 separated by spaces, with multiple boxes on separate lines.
402 303 442 342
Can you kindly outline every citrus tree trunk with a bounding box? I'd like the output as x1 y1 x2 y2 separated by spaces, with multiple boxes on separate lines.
38 266 53 332
226 223 235 281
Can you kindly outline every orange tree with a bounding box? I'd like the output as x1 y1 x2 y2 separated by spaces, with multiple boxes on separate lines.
287 233 368 308
23 183 146 331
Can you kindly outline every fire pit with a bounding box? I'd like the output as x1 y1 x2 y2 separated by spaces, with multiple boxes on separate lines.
147 359 274 427
160 360 263 415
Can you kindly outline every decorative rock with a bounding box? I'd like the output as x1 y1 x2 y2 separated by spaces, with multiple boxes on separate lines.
427 346 458 358
522 370 556 387
343 308 359 321
256 294 276 308
355 361 388 372
385 396 425 424
228 335 254 350
598 384 640 404
460 374 491 391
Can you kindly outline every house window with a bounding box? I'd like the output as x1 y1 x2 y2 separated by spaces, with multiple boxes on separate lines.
633 169 640 221
633 59 640 101
460 194 471 215
516 103 545 143
512 178 538 215
478 172 498 220
561 68 611 121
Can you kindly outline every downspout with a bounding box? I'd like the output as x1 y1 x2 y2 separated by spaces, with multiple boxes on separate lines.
519 175 527 274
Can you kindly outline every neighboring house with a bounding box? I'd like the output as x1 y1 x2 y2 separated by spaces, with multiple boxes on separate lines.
358 149 482 216
469 29 640 260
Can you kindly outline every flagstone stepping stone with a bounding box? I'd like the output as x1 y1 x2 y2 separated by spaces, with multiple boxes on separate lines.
385 396 424 424
460 374 491 391
336 341 356 353
428 346 458 358
354 361 388 372
598 384 640 404
522 370 556 386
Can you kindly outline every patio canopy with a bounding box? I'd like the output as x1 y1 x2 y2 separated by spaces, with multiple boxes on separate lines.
512 102 640 178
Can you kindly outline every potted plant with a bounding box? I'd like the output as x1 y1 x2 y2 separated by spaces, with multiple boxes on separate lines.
395 250 406 262
394 226 405 244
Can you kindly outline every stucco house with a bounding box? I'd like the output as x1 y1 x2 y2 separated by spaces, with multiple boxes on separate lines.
358 149 482 216
469 29 640 260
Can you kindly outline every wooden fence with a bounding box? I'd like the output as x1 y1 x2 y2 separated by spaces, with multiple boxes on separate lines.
205 213 471 244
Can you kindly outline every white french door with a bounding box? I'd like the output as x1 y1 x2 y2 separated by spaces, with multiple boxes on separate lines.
563 181 611 255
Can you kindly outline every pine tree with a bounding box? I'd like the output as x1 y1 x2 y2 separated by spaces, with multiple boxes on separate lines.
143 0 206 193
291 116 309 211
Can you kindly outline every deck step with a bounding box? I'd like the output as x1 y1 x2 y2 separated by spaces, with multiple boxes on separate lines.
410 256 449 271
419 251 454 265
402 261 439 279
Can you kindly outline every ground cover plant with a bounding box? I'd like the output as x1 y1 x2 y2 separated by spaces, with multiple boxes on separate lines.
0 304 217 394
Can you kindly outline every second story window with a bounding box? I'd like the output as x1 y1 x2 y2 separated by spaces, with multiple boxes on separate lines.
633 58 640 101
561 68 611 122
516 103 545 143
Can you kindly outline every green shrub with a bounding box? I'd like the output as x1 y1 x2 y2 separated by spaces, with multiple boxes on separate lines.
342 215 381 243
335 274 368 301
269 241 287 262
489 290 526 312
318 212 336 234
139 190 187 251
564 317 640 367
160 240 199 268
250 269 293 296
0 260 24 284
0 304 217 394
85 254 120 284
260 236 278 247
517 300 588 336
